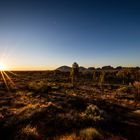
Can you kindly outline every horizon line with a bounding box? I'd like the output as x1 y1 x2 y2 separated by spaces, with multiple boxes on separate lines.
5 65 140 71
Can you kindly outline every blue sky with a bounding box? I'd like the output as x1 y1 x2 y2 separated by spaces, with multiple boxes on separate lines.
0 0 140 70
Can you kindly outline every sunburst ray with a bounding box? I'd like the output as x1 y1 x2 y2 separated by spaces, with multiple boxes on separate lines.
3 71 16 87
7 71 19 76
0 71 9 90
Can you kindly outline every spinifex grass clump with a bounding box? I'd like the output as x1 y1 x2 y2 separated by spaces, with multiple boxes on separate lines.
15 124 40 140
83 104 105 123
79 127 103 140
28 80 51 93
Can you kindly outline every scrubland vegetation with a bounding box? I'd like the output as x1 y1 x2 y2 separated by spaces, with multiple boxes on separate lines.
0 64 140 140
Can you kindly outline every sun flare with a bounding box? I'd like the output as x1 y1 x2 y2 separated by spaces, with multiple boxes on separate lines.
0 62 17 90
0 63 6 71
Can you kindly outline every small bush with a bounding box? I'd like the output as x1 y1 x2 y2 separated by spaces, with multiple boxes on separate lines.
117 86 129 93
53 128 102 140
56 133 77 140
79 127 102 140
133 81 140 99
15 124 40 140
28 80 51 93
83 104 104 123
117 84 134 93
133 81 140 91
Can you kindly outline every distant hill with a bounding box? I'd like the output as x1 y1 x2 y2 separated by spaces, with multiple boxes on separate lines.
56 66 92 73
56 66 71 72
79 66 87 72
88 67 95 71
102 65 114 70
56 65 140 72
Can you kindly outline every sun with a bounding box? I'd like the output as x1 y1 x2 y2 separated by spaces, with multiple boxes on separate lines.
0 63 6 71
0 62 16 90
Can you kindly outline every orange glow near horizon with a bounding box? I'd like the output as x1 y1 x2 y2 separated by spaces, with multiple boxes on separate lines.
9 65 57 71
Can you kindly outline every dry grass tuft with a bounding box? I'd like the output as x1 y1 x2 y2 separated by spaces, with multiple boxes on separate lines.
53 128 102 140
15 124 40 140
79 127 102 140
21 124 39 136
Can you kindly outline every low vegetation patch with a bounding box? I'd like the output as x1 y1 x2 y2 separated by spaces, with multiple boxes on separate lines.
28 80 51 93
